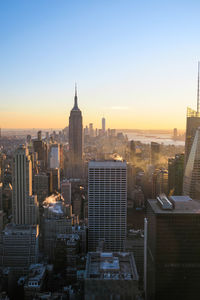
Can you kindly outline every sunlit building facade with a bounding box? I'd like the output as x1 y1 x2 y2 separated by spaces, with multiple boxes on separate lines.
49 143 60 169
12 145 38 225
183 127 200 198
184 107 200 166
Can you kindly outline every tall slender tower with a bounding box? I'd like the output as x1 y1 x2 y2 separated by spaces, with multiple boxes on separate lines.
185 62 200 166
12 145 38 224
68 85 83 177
102 117 106 132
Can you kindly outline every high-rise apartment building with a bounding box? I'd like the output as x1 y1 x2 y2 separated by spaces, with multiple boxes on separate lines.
68 86 83 177
145 195 200 300
183 127 200 198
12 145 38 225
88 161 127 251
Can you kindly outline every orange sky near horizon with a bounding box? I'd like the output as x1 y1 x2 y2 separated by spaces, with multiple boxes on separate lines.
0 109 187 131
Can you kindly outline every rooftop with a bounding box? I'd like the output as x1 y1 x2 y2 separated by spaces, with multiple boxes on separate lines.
85 252 138 281
24 264 46 288
3 224 38 235
148 196 200 214
89 160 126 168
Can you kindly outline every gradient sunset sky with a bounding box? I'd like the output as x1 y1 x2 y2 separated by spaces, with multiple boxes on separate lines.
1 0 200 129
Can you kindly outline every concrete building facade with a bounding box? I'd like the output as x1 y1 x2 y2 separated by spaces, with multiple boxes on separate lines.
88 161 127 252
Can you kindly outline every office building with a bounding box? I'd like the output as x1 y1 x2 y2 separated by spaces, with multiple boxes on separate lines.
0 224 39 276
0 210 5 232
168 153 184 195
34 173 49 205
33 131 48 170
51 168 60 192
12 145 38 225
102 117 106 133
89 123 94 137
152 168 168 198
185 108 200 166
61 180 71 204
150 142 160 165
68 86 83 177
49 143 60 169
146 194 200 300
185 63 200 166
88 161 127 251
42 194 77 260
24 264 46 300
173 128 178 139
183 127 200 198
85 252 139 300
0 182 2 211
125 229 144 280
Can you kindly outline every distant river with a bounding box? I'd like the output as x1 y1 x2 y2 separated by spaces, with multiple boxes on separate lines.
125 133 185 146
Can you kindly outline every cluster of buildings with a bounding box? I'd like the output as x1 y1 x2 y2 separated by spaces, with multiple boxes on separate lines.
0 71 200 299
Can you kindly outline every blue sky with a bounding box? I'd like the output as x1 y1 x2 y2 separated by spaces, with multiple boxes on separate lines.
1 0 200 129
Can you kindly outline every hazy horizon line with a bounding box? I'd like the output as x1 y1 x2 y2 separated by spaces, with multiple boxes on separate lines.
1 128 185 132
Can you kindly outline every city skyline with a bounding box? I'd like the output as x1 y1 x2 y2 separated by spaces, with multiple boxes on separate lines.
1 1 200 129
1 2 200 299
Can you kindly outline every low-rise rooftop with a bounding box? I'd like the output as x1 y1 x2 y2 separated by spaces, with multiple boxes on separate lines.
85 252 138 281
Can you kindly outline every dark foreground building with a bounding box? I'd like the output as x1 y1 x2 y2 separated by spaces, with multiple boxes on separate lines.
145 194 200 300
85 252 139 300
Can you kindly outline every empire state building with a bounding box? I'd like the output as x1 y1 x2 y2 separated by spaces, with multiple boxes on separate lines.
68 86 83 177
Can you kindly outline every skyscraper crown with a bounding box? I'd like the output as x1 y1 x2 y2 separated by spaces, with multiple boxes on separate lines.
72 84 80 111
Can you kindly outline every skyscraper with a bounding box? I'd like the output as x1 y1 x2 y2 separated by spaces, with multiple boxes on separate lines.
68 85 83 177
183 127 200 198
102 117 106 132
33 131 48 170
146 195 200 300
12 145 38 225
185 62 200 166
49 143 60 169
168 153 184 195
150 142 160 165
89 123 94 137
88 160 127 252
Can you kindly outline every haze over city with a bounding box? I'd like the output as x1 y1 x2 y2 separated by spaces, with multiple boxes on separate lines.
1 0 200 129
2 1 200 300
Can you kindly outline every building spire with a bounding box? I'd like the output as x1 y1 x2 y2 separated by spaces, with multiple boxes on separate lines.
73 83 79 110
197 62 200 115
